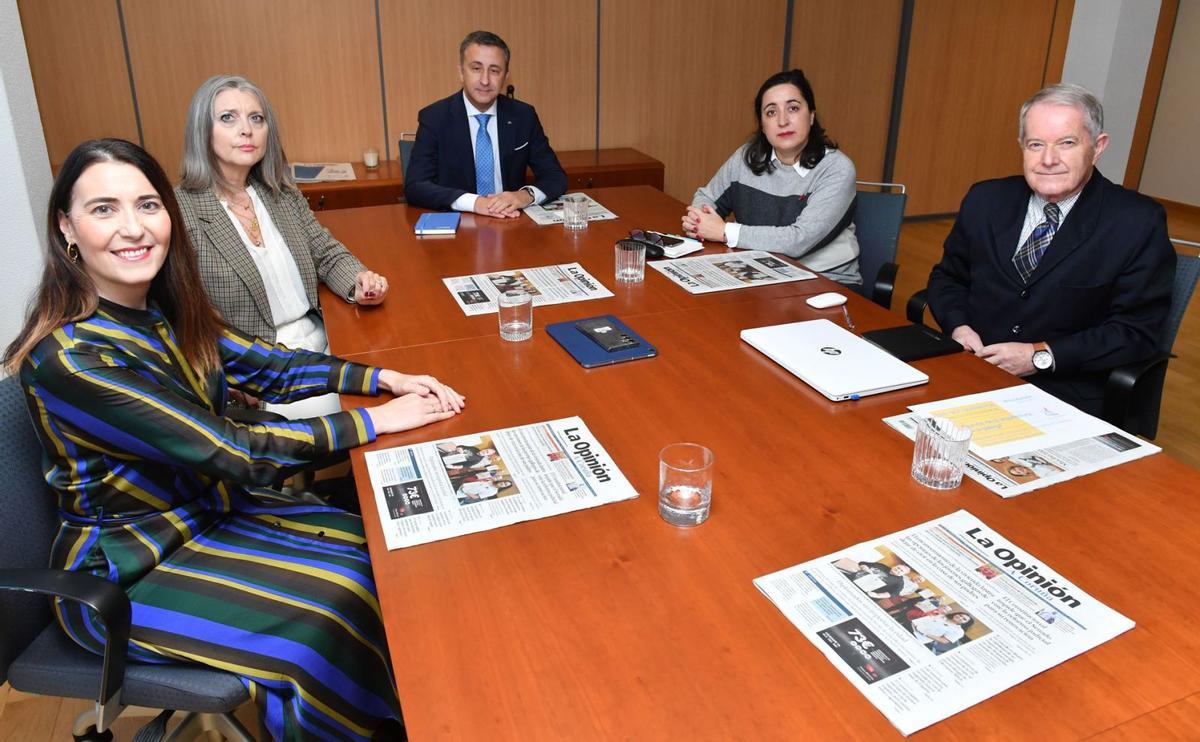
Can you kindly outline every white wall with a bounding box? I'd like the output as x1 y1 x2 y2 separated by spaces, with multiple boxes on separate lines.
1140 0 1200 206
0 0 51 358
1061 0 1161 184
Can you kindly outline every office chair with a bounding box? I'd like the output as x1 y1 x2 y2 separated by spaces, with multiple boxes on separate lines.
852 181 907 309
397 131 417 185
905 247 1200 440
0 375 254 741
1102 245 1200 438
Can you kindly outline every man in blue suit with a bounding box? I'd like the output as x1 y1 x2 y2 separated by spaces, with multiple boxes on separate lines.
405 30 567 217
927 84 1174 416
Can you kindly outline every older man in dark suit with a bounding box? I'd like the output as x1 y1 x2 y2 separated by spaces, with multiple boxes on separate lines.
927 83 1174 415
404 30 567 217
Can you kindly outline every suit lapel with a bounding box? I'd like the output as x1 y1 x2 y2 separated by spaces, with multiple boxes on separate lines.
450 92 476 191
497 96 515 191
987 179 1030 288
1025 170 1106 286
193 189 274 323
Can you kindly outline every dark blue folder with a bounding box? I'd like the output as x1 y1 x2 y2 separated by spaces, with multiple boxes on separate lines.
546 315 658 368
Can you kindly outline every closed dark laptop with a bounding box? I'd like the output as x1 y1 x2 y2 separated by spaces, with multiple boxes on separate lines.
862 324 964 362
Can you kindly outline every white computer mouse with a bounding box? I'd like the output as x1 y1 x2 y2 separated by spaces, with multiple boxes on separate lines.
805 292 848 309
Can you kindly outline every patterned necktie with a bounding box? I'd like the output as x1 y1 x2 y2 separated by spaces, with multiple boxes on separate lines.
1013 202 1061 283
474 113 494 196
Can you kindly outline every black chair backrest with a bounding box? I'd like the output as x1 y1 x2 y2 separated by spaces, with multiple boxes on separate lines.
0 374 59 685
852 186 906 297
397 133 416 182
1163 253 1200 354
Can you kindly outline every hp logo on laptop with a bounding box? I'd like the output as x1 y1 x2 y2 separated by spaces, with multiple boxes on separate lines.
820 346 841 356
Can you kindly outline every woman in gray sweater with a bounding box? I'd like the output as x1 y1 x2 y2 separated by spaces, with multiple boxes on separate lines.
683 69 861 285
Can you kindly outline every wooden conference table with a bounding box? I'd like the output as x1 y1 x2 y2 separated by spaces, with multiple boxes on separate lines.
317 187 1200 740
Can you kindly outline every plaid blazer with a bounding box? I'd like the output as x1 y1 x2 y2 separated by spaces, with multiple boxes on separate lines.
175 183 366 343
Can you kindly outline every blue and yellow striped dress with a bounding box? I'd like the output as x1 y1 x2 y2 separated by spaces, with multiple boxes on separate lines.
20 299 401 740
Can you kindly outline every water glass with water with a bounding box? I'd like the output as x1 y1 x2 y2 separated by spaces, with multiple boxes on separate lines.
562 193 590 231
658 443 714 527
911 416 972 489
615 240 646 283
497 290 533 342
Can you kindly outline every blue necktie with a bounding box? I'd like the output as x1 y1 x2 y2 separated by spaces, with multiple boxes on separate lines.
474 114 495 196
1013 202 1061 283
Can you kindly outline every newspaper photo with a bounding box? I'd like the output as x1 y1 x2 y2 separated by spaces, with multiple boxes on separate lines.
754 510 1134 736
648 250 817 294
442 262 614 315
883 385 1159 497
364 417 638 549
523 193 619 226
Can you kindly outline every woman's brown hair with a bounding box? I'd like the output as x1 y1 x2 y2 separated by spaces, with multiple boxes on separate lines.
4 138 224 374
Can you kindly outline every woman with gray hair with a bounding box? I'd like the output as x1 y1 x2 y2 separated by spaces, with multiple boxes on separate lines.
176 74 389 418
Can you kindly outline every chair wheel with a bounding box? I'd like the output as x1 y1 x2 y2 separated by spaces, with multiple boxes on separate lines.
72 726 114 742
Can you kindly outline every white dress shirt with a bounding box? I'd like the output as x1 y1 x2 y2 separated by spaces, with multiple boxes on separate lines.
451 92 547 212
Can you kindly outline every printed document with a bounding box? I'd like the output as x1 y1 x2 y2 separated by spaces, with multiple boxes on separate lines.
887 385 1159 496
755 510 1133 735
443 263 613 316
649 250 816 294
365 417 638 549
523 194 618 225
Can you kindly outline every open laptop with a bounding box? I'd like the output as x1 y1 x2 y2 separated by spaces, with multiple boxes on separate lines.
741 319 928 401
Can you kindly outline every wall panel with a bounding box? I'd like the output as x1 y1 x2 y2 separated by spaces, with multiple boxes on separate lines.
18 0 138 168
380 0 596 156
788 1 902 183
599 0 786 203
893 0 1058 215
122 0 383 178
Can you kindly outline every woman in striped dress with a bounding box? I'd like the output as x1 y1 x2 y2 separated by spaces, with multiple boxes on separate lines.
4 138 465 740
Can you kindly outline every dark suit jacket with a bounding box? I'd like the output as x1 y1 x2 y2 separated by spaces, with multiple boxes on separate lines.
404 92 567 210
927 170 1174 415
176 183 365 343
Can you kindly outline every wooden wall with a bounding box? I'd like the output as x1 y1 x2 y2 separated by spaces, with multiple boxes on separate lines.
19 0 1079 214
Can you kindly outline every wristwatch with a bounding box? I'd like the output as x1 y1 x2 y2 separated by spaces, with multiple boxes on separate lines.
1032 342 1055 372
520 186 537 205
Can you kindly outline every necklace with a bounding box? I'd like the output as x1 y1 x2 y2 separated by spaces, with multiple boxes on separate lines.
220 187 262 246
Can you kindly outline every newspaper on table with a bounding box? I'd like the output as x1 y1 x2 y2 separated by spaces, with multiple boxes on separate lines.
364 417 638 549
291 162 355 182
442 263 613 315
884 385 1159 497
754 510 1133 736
648 249 816 294
523 193 618 225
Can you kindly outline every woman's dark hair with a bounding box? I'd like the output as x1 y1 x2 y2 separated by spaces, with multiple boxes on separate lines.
947 612 975 631
743 68 837 176
5 138 224 374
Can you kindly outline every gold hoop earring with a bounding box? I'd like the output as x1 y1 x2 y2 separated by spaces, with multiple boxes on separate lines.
66 243 80 263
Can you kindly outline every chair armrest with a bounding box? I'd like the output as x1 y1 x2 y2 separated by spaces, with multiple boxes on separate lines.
906 289 929 324
1102 354 1170 430
0 568 130 711
873 262 899 309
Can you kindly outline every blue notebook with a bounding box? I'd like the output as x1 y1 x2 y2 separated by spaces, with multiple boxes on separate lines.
546 315 658 368
414 212 461 235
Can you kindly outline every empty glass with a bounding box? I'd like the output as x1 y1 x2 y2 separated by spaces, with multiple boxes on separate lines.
615 240 647 283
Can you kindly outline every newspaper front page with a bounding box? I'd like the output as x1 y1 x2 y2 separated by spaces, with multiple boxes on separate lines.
648 250 817 294
754 510 1133 735
523 194 619 226
883 385 1159 497
364 417 638 549
442 263 614 316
